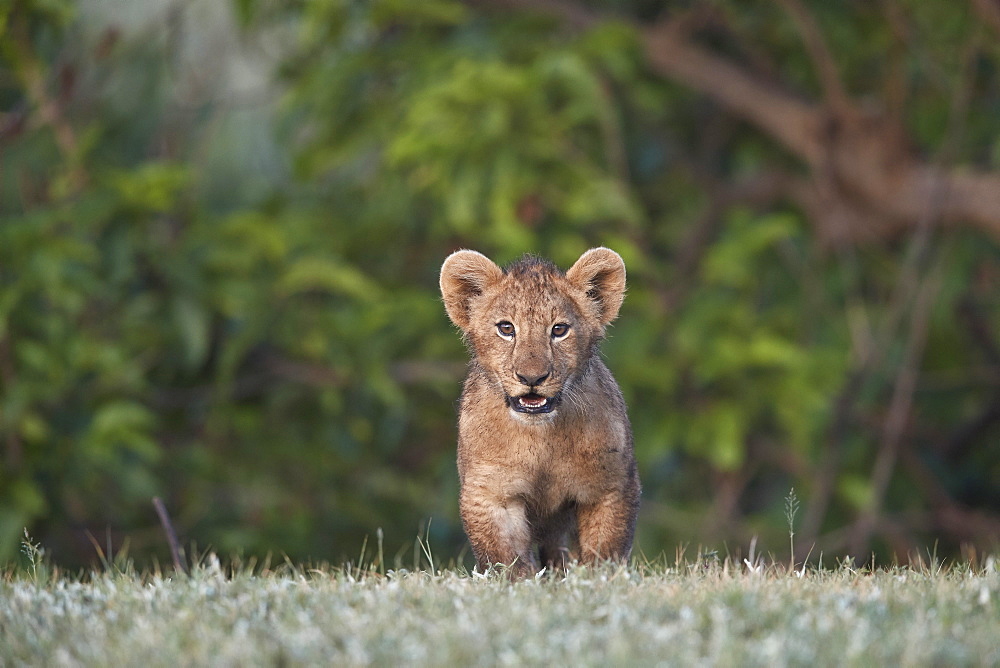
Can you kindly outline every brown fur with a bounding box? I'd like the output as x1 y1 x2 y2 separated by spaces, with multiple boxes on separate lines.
440 248 640 578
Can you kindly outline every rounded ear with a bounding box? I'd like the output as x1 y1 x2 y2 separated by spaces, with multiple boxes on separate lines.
565 247 627 326
440 250 504 330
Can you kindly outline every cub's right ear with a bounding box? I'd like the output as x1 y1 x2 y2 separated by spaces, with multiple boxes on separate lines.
440 250 503 330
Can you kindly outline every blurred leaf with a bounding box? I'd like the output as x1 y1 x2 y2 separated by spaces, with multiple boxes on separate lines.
106 163 191 213
19 412 50 443
702 212 798 287
233 0 256 26
83 401 160 462
839 474 874 512
371 0 468 26
695 403 745 471
278 257 381 301
173 297 212 371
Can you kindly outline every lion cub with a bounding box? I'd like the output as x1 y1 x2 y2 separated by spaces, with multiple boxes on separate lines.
440 248 640 577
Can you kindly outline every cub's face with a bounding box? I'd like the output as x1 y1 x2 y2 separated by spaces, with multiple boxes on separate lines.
440 249 626 419
466 267 593 416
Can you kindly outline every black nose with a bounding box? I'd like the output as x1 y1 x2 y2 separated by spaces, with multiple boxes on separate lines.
516 371 550 387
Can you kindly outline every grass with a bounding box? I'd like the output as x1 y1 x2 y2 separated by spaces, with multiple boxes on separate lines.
3 539 1000 667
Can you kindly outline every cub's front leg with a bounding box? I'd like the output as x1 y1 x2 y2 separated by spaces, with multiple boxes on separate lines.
459 483 538 578
576 484 640 565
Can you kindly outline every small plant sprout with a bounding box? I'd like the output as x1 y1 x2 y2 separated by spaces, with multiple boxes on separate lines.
785 487 800 572
744 535 763 575
21 529 50 586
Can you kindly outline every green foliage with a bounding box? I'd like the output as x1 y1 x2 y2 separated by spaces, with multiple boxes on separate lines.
386 55 640 239
662 211 845 470
0 0 998 568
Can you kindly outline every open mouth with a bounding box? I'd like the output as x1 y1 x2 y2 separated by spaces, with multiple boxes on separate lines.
508 392 560 415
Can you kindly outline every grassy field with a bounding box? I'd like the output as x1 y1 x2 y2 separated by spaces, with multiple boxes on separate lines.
3 544 999 668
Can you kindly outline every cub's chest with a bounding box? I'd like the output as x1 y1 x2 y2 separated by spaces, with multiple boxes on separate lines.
529 454 608 511
459 414 627 507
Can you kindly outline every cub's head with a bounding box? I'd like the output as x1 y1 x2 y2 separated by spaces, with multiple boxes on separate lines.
440 248 626 419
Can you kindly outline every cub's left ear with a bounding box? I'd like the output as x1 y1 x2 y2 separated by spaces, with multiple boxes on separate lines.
565 247 627 326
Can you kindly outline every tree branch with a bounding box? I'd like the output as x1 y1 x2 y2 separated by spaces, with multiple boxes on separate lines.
773 0 850 109
462 0 1000 241
970 0 1000 34
8 14 87 193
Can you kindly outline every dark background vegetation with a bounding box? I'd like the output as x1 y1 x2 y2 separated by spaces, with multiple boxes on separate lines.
1 0 998 569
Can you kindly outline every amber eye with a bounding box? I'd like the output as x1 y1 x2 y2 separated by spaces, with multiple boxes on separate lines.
551 323 570 339
496 321 516 338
